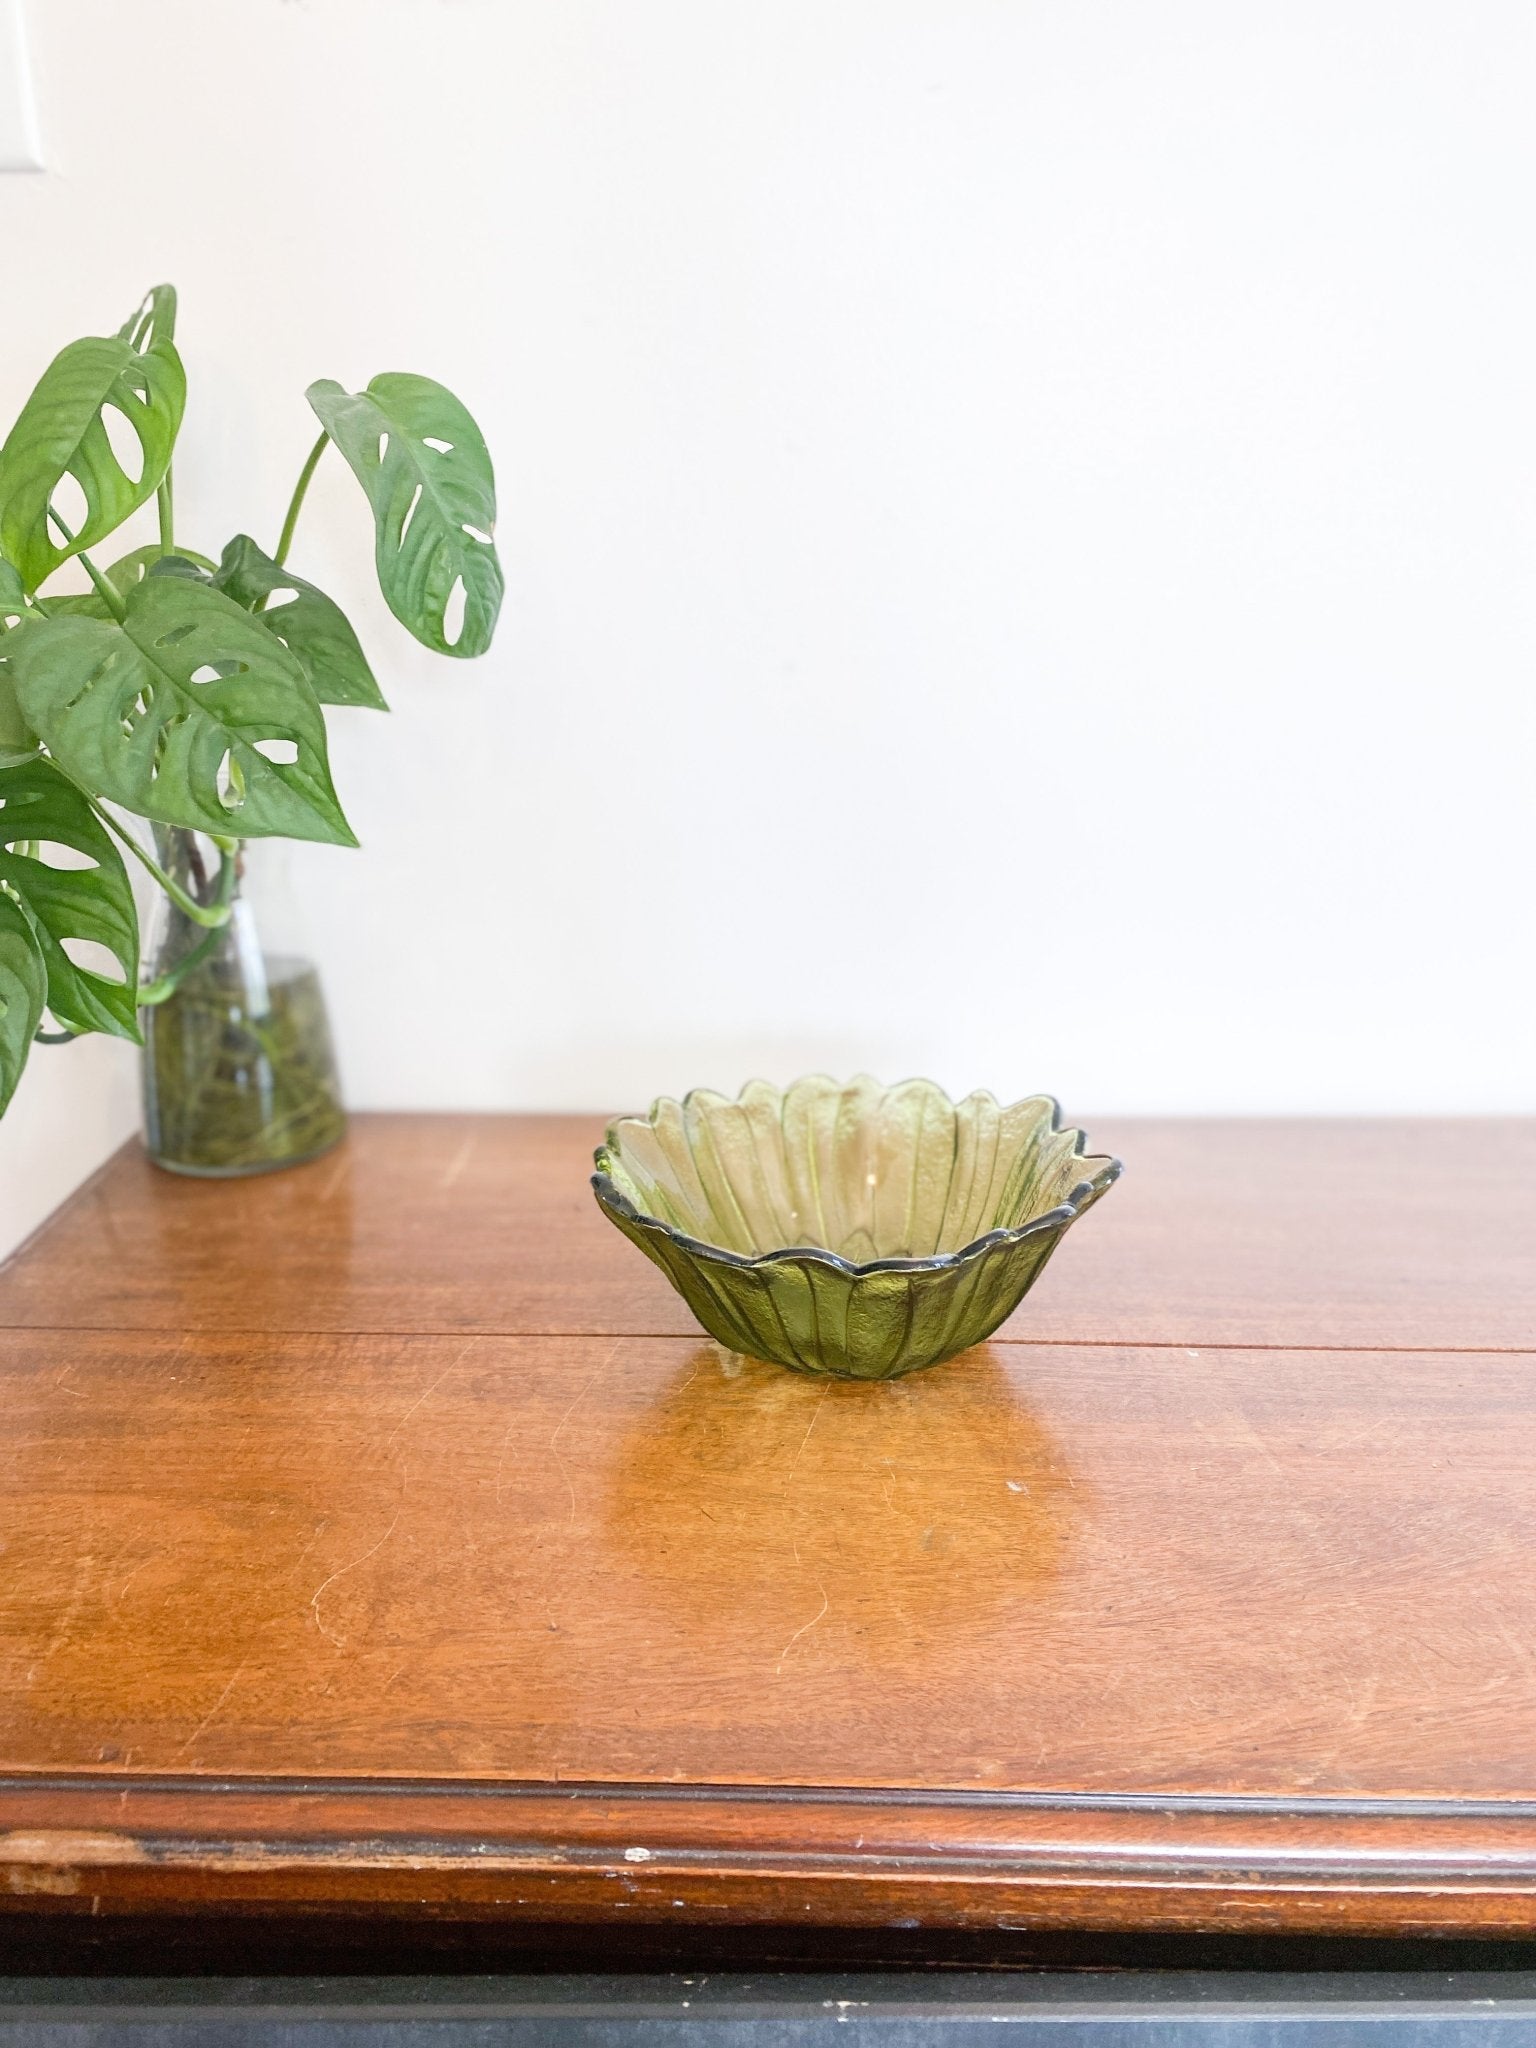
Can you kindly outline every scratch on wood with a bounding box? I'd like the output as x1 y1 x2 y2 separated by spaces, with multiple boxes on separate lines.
438 1131 479 1190
37 1550 95 1669
545 1347 616 1526
383 1343 476 1463
788 1384 830 1473
113 1557 151 1609
776 1541 830 1675
879 1457 907 1519
494 1415 521 1503
176 1661 250 1759
290 1519 330 1574
309 1509 403 1649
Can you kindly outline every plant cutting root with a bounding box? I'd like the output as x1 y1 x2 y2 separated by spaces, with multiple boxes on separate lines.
142 953 344 1175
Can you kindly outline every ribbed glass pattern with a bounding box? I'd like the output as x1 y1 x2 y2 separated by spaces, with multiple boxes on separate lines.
593 1076 1121 1379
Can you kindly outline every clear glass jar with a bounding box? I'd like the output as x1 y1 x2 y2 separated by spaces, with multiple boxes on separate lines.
140 828 346 1177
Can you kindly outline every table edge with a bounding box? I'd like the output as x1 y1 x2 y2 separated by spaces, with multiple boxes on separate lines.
5 1777 1536 1937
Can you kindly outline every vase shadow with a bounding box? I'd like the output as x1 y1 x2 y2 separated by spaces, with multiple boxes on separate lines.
604 1341 1078 1673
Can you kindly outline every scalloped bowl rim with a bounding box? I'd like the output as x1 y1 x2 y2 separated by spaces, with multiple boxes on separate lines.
590 1077 1123 1279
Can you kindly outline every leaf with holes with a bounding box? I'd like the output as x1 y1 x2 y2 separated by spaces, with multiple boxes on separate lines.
0 330 186 593
0 886 45 1115
306 373 502 657
6 578 357 847
0 755 140 1041
213 535 386 709
44 543 214 619
118 283 177 352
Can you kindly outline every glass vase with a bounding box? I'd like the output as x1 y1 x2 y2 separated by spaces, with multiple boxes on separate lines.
140 828 347 1177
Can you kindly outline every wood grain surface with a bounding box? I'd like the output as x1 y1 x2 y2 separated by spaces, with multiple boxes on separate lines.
0 1113 1530 1349
0 1115 1534 1941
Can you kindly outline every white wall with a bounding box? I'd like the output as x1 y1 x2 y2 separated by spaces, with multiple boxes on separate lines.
1 0 1532 1251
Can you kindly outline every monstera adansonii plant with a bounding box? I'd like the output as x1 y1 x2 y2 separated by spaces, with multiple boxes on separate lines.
0 284 502 1117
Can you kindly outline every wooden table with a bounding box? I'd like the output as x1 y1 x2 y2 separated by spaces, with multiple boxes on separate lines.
1 1113 1534 1965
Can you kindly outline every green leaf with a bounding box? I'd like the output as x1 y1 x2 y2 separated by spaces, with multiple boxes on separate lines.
0 558 39 755
0 885 46 1115
6 577 357 847
0 756 139 1041
213 534 387 709
306 373 502 658
44 543 214 619
0 331 186 592
0 662 38 757
118 283 177 352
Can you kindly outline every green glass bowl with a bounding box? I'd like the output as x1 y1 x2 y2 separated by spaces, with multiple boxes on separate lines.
591 1075 1122 1380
